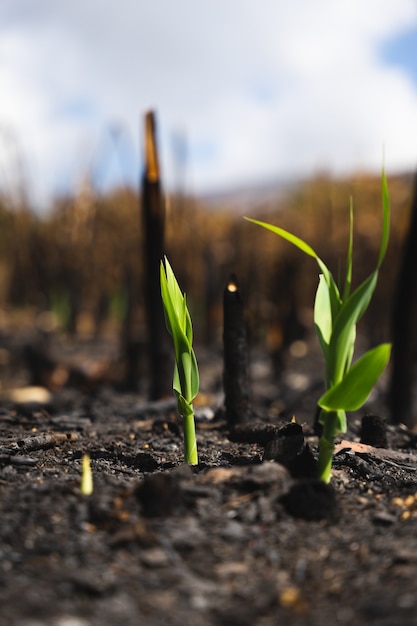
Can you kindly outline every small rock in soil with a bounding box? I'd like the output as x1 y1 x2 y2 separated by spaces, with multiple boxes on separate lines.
280 479 339 521
372 511 397 526
263 422 317 478
136 466 193 517
199 461 292 497
360 413 388 447
227 420 284 445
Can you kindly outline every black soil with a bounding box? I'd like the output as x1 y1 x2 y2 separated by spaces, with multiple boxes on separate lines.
1 335 417 626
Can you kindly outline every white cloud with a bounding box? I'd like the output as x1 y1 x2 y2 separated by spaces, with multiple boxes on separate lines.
1 0 417 208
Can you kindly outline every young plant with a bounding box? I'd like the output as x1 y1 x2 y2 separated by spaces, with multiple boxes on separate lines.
160 256 199 465
245 172 391 483
80 454 93 496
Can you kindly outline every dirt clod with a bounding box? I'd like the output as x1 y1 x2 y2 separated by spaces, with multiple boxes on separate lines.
360 413 388 447
280 478 339 521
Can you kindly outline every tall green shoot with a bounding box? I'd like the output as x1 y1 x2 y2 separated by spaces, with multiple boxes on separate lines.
246 172 391 482
160 257 199 465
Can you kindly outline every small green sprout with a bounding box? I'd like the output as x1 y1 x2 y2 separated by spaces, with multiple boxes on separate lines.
80 454 93 496
246 172 391 483
160 256 199 465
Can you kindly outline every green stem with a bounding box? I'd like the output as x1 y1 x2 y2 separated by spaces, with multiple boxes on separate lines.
183 409 198 465
317 409 345 483
317 434 334 484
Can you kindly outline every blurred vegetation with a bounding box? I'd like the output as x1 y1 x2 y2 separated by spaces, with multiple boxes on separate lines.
0 171 412 355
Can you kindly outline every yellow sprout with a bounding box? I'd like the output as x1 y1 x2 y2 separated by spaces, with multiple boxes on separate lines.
81 454 93 496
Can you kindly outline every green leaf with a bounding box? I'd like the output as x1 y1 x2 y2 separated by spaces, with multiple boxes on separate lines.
327 271 378 385
314 274 332 357
177 349 199 403
160 259 178 338
161 259 190 356
183 295 193 345
160 257 199 403
378 171 390 268
174 351 199 403
343 197 354 300
179 351 192 403
244 217 318 258
163 257 188 333
175 392 194 419
189 348 200 400
318 343 391 411
173 362 181 396
343 325 356 376
245 217 341 319
320 264 342 324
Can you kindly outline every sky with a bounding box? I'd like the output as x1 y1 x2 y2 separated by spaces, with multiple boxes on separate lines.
1 0 417 210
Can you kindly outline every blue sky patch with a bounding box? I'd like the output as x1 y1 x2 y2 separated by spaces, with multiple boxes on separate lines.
188 138 219 164
57 98 98 121
249 81 276 105
382 25 417 86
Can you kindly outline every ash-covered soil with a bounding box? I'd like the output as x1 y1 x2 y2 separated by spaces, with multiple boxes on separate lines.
0 334 417 626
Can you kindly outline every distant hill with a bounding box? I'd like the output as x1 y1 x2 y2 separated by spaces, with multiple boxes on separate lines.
198 176 300 214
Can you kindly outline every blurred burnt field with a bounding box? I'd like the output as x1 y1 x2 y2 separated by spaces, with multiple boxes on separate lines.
0 113 415 427
0 164 413 407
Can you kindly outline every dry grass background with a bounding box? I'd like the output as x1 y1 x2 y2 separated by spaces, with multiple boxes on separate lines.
0 170 412 354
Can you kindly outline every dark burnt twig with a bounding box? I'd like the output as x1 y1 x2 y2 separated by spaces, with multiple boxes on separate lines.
223 274 250 427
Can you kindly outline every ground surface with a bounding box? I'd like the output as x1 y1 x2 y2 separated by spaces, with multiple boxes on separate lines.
1 333 417 626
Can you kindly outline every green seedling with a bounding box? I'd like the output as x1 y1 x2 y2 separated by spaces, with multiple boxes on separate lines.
246 172 391 483
160 256 199 465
